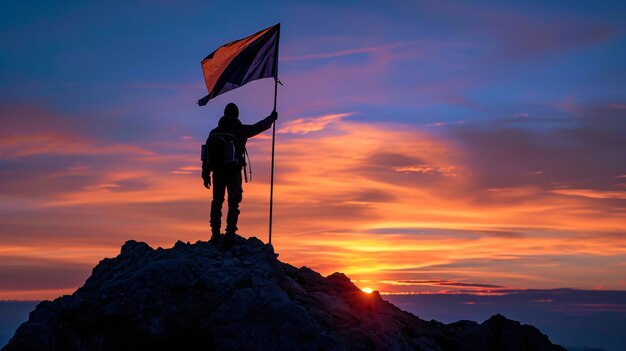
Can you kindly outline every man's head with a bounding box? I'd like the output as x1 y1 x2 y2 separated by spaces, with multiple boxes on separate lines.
224 103 239 119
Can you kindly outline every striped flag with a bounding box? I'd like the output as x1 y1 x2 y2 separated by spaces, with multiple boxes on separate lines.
197 24 280 106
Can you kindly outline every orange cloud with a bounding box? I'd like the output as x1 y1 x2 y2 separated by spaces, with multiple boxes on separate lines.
550 188 626 200
1 112 625 299
0 133 152 158
278 112 354 134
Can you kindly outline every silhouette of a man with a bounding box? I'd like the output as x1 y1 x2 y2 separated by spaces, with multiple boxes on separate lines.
202 103 277 246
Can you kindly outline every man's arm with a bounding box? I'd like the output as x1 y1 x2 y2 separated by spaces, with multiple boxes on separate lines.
201 140 211 189
243 111 278 138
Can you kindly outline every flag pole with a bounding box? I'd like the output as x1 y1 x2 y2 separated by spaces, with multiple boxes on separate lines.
269 78 277 245
269 23 280 246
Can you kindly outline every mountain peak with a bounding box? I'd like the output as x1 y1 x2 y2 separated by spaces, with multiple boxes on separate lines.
3 234 565 351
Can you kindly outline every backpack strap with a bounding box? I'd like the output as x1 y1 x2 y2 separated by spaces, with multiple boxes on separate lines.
243 148 252 182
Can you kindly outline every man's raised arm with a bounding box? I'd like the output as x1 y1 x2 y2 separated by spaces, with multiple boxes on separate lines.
244 111 278 138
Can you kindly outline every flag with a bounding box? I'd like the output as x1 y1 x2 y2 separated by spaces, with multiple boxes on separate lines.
197 23 280 106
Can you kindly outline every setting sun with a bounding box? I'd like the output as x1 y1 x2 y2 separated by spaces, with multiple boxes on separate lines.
361 287 374 294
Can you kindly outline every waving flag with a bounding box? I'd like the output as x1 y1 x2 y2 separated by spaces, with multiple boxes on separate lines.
197 24 280 106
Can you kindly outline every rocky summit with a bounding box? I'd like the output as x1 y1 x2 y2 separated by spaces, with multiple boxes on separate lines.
3 235 566 351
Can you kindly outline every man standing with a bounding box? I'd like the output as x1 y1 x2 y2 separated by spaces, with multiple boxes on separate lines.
202 103 277 247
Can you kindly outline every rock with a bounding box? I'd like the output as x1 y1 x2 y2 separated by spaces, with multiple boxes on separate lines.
447 314 563 351
2 234 566 351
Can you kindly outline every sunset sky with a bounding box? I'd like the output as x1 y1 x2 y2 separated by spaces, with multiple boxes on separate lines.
1 0 625 318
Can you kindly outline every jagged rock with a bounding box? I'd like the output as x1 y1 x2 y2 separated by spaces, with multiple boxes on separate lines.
2 234 566 351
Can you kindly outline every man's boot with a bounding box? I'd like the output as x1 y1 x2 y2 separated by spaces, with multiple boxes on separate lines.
210 228 221 244
223 231 235 249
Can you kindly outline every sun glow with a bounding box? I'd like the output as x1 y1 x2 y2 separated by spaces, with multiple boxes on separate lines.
362 287 374 294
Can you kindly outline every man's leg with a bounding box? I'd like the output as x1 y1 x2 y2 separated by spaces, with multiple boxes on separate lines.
224 171 243 242
210 173 226 241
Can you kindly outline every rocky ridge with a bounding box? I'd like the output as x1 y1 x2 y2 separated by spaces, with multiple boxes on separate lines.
3 235 566 351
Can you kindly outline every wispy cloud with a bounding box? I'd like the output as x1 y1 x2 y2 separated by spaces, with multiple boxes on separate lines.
278 112 354 134
0 133 152 158
283 40 424 61
387 279 504 289
551 188 626 200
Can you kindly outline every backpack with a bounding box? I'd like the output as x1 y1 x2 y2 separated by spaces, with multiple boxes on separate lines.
201 133 252 181
203 133 239 170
